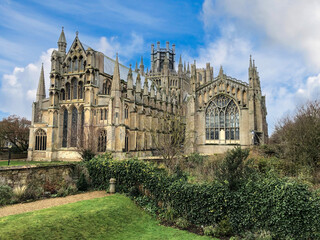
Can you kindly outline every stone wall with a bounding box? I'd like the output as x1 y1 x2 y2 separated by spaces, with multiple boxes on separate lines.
0 164 76 188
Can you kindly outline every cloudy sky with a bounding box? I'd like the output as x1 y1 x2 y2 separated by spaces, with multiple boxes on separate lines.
1 0 320 133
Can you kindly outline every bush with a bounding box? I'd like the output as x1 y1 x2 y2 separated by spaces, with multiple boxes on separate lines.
85 150 320 239
185 152 205 168
25 178 44 200
175 217 190 229
215 147 253 190
0 185 13 206
12 185 27 201
77 173 88 191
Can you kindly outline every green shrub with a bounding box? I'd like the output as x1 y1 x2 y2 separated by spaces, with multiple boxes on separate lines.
0 185 13 206
215 147 254 190
175 217 190 229
77 173 88 191
12 185 27 201
85 150 320 239
185 152 205 168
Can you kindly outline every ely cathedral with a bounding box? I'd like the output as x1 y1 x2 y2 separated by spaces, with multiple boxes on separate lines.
28 28 268 161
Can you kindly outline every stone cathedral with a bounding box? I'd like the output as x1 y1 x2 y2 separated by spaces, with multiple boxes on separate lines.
28 29 268 161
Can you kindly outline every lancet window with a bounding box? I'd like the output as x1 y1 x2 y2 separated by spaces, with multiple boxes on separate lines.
62 109 68 147
97 130 107 152
70 107 78 147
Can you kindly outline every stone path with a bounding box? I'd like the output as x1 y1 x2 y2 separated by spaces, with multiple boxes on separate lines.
0 191 109 218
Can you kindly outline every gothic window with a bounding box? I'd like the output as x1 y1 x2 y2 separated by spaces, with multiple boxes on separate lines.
68 59 72 72
100 109 103 120
60 89 65 100
74 57 78 72
72 78 77 99
97 130 107 152
70 107 78 147
66 83 71 100
80 57 84 71
62 109 68 147
205 94 240 141
78 81 84 99
35 129 47 151
102 83 107 95
124 105 129 119
104 108 108 120
124 132 129 152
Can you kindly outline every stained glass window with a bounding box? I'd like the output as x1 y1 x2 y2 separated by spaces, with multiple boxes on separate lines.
205 95 240 141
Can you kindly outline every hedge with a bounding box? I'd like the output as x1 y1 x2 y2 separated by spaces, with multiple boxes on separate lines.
86 153 320 239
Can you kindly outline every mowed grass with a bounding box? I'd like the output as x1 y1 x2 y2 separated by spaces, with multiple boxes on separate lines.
0 160 71 167
0 194 215 240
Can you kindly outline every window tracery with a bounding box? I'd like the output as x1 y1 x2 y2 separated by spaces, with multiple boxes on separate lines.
205 95 240 141
97 130 107 152
35 129 47 151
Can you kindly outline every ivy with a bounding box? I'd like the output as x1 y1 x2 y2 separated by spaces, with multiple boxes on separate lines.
85 152 320 239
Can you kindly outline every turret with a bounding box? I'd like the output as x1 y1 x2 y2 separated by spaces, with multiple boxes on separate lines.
36 63 46 101
206 63 211 83
135 73 142 103
178 55 183 74
143 77 149 105
57 27 67 53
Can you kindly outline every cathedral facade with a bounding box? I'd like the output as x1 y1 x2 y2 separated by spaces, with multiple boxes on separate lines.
28 29 268 161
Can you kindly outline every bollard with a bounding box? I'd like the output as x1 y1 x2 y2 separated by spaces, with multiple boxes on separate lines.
109 178 116 194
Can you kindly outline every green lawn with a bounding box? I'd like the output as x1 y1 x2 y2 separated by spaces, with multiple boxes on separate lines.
0 194 215 240
0 160 71 167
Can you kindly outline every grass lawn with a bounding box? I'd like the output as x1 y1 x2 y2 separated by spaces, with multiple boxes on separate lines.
0 160 71 167
0 194 216 240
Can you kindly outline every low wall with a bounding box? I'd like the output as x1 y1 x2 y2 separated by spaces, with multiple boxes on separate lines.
0 164 76 188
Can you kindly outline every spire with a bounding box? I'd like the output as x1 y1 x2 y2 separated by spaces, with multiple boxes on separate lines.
136 73 141 93
58 27 67 53
179 55 182 65
143 77 149 96
140 56 144 76
135 61 138 72
187 62 190 73
249 55 252 68
219 65 224 76
36 63 46 101
178 55 183 74
127 64 133 90
111 53 121 93
184 61 186 72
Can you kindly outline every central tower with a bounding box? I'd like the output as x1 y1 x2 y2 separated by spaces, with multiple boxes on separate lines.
151 41 175 73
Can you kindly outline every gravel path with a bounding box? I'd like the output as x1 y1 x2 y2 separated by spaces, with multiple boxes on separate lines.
0 191 109 218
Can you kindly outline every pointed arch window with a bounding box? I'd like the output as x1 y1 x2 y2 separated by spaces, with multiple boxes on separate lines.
104 108 108 121
205 94 240 141
79 57 84 71
72 78 77 99
35 129 47 151
74 57 78 72
124 105 129 119
78 81 84 99
66 83 71 100
97 130 107 152
70 107 78 147
62 109 68 147
60 89 65 100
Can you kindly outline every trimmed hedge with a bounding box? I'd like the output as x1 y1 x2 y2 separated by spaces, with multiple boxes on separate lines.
86 152 320 239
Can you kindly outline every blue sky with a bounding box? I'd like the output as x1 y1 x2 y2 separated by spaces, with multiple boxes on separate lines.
1 0 320 134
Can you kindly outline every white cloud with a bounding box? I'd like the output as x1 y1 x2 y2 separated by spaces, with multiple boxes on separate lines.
197 0 320 133
0 49 53 119
95 32 144 63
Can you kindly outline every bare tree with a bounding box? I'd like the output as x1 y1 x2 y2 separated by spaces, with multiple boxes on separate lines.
150 113 191 171
271 99 320 172
0 115 31 152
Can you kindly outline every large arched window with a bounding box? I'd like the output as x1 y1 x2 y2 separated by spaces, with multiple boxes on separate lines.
78 81 84 99
62 109 68 147
35 129 47 150
206 95 240 141
97 130 107 152
70 107 78 147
